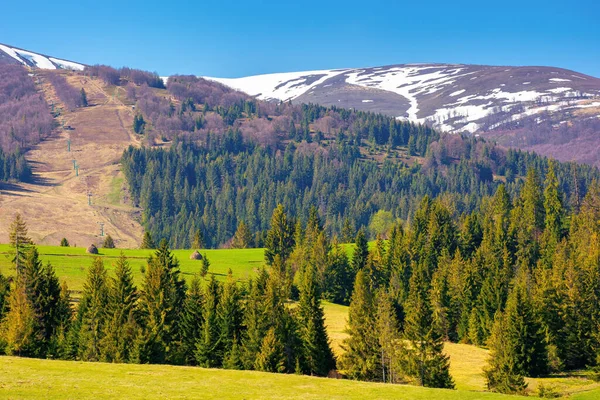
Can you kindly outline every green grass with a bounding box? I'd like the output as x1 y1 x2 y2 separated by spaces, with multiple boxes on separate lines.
0 356 525 400
0 244 265 292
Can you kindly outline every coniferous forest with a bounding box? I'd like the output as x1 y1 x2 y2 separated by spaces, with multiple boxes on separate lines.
2 63 600 397
3 161 600 393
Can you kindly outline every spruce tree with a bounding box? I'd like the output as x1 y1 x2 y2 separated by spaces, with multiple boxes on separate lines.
180 275 204 365
140 231 155 249
241 269 269 369
218 271 243 365
297 263 336 376
340 269 381 381
138 240 187 364
101 253 138 362
76 257 109 361
264 204 295 265
352 228 369 273
195 275 222 367
376 288 403 383
485 312 528 394
255 327 286 373
103 235 115 249
9 213 33 276
2 280 36 356
60 238 70 247
231 221 252 248
192 229 204 249
404 265 454 388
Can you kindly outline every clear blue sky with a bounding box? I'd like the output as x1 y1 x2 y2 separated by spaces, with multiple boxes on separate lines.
1 0 599 78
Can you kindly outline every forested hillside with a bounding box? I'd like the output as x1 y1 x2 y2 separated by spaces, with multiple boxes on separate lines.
0 65 54 181
119 73 600 247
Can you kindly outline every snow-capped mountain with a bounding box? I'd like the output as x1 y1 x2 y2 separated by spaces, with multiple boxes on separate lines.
0 43 84 71
206 64 600 135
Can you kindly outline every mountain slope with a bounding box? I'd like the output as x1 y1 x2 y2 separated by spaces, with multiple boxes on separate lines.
206 64 600 135
0 43 84 70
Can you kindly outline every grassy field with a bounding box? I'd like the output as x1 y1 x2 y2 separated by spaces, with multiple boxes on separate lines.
1 244 599 398
0 244 265 292
0 356 526 400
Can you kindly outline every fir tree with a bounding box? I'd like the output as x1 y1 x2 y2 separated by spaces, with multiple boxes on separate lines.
2 280 36 356
76 257 109 361
231 221 252 248
352 228 369 273
485 312 528 394
138 240 187 364
404 265 454 388
103 234 115 249
218 271 243 364
9 213 32 276
192 229 204 249
101 252 138 363
200 254 210 278
297 263 336 376
195 275 222 367
340 269 381 381
264 204 295 265
80 88 88 107
140 231 155 249
255 327 286 373
180 275 204 365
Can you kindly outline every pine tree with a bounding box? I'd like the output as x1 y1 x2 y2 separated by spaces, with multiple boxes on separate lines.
340 269 381 381
101 252 138 363
103 234 115 249
404 265 454 388
9 213 33 276
297 263 336 376
264 204 295 265
231 221 252 248
76 257 109 361
140 231 155 249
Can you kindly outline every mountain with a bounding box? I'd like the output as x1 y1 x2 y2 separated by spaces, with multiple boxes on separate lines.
206 64 600 134
206 64 600 165
0 43 84 70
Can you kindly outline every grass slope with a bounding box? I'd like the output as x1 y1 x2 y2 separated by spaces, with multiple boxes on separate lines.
0 244 264 292
0 356 524 400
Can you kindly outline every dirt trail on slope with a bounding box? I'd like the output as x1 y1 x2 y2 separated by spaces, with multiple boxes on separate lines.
0 73 144 248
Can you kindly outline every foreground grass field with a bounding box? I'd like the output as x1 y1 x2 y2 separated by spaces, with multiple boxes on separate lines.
0 356 526 400
1 244 599 398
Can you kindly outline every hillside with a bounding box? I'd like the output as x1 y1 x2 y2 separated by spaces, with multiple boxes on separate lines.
0 68 143 247
206 64 600 165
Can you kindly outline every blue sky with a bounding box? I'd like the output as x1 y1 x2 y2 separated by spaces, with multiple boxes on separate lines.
1 0 599 77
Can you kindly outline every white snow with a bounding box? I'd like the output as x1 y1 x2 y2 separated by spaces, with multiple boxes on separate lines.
13 49 56 69
362 100 374 103
550 78 571 82
547 87 572 94
449 89 466 97
206 69 350 102
49 57 84 71
0 44 25 64
523 82 531 85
